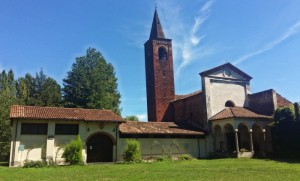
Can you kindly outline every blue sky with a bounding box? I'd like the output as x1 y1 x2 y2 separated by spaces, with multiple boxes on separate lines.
1 0 300 121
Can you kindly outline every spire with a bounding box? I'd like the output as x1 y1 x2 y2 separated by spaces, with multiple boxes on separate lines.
149 8 165 39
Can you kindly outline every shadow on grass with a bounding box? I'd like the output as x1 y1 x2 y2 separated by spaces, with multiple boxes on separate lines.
254 156 300 164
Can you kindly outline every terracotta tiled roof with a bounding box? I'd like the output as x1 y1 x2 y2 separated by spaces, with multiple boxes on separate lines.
276 93 292 107
119 122 205 135
10 105 124 122
199 63 252 80
210 107 271 121
173 90 202 102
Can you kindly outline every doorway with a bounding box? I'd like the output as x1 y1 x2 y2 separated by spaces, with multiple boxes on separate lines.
86 133 113 163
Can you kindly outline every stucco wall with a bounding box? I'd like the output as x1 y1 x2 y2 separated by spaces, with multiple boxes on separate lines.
9 119 119 167
210 80 248 117
10 119 208 167
202 73 250 120
117 138 207 160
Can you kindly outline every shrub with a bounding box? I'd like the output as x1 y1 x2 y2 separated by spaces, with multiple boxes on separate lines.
23 160 47 168
156 155 172 162
178 154 193 160
122 139 142 163
62 135 83 165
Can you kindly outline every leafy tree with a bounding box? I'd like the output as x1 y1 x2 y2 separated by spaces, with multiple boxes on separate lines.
125 115 139 121
0 70 17 161
272 104 300 160
1 69 61 161
294 102 300 122
63 48 121 114
273 106 295 123
16 73 36 105
16 70 62 106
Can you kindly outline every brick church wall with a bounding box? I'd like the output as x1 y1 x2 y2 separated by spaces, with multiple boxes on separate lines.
248 89 276 116
172 92 207 128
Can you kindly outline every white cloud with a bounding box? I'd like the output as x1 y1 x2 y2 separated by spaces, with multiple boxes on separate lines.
136 113 148 122
233 20 300 65
157 0 215 78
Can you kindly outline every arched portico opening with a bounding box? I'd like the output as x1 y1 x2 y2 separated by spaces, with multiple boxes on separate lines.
214 125 223 151
252 124 263 156
238 123 250 151
86 133 114 163
224 124 235 152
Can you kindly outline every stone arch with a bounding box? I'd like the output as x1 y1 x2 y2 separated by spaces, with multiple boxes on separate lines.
213 125 223 151
252 123 263 156
238 123 250 151
86 132 114 163
158 46 167 61
224 123 235 152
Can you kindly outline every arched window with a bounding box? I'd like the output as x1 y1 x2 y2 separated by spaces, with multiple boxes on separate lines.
225 100 235 107
158 47 167 61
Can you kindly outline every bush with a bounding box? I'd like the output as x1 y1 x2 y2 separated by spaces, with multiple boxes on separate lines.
156 155 172 162
62 135 83 165
122 139 142 163
178 154 193 160
23 160 47 168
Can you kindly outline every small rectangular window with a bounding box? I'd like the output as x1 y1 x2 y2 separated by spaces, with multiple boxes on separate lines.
55 124 79 135
21 123 48 135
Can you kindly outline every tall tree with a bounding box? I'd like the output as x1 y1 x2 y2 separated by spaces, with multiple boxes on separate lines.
0 70 17 161
272 105 300 159
63 48 121 115
16 70 62 106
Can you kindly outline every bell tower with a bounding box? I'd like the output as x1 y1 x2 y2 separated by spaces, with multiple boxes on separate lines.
144 9 175 122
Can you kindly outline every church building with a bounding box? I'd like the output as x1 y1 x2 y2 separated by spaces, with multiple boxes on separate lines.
9 9 291 167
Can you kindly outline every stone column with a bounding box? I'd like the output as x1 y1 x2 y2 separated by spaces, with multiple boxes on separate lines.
262 129 266 157
249 129 254 153
234 129 239 156
46 122 55 162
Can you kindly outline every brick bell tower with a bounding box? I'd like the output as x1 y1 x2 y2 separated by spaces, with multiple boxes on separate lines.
144 9 175 122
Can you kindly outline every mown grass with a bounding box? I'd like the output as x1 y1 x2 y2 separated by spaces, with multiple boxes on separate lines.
1 159 300 181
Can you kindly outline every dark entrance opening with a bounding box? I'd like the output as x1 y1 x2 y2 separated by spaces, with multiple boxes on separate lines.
226 133 236 152
86 133 113 163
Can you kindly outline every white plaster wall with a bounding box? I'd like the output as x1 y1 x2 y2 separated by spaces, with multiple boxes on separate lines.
117 138 206 160
210 80 247 117
9 119 119 167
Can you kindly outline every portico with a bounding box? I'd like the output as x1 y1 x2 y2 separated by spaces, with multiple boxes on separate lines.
210 107 272 158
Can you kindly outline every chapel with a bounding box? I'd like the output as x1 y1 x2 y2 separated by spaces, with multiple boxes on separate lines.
8 9 291 167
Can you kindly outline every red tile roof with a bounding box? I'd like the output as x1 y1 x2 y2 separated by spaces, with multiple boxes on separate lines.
210 107 271 121
119 122 204 135
173 90 202 102
276 93 292 107
10 105 124 122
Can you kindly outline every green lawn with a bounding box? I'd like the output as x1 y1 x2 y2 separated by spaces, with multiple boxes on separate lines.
1 159 300 181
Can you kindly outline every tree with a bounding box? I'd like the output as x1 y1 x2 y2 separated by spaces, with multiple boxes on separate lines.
0 70 17 161
16 70 62 106
63 48 121 115
294 102 300 122
272 105 300 160
125 115 139 121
